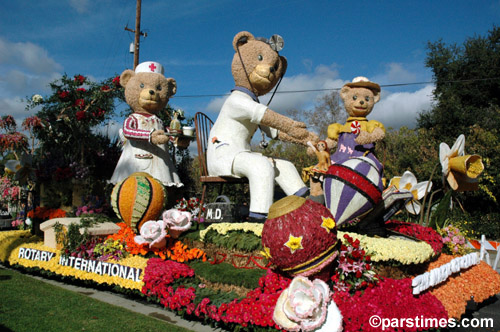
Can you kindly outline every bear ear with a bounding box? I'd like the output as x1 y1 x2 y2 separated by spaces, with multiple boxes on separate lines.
279 56 288 77
340 86 351 101
165 78 177 97
120 69 135 87
233 31 255 51
373 91 381 104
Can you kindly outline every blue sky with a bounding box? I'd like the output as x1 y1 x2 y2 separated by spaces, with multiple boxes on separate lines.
1 0 499 136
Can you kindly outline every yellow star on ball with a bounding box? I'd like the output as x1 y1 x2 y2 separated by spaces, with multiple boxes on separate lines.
321 216 336 233
261 246 272 259
284 234 304 254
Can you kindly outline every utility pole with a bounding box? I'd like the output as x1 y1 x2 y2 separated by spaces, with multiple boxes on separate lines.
124 0 146 69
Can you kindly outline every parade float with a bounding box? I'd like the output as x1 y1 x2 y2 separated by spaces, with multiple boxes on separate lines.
1 32 500 332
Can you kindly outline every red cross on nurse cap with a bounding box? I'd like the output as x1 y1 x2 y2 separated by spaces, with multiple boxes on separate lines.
135 61 164 75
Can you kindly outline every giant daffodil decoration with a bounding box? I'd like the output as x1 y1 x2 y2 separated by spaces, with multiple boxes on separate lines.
439 134 484 191
389 171 432 215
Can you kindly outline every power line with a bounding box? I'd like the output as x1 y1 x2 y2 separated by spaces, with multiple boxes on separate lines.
172 76 500 99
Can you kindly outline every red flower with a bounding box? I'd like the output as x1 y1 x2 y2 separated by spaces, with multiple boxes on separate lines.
112 76 120 86
76 88 86 93
22 116 42 130
76 111 86 121
101 85 110 91
74 75 85 85
74 99 85 109
58 90 69 99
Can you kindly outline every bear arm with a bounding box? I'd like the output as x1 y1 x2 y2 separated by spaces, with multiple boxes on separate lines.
327 123 343 141
123 116 153 141
279 131 318 146
366 120 385 133
261 109 301 133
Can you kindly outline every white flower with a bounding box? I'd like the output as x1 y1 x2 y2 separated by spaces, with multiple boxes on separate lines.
25 218 32 226
32 94 43 103
389 171 432 215
163 209 192 238
273 276 343 332
134 220 167 248
439 134 484 191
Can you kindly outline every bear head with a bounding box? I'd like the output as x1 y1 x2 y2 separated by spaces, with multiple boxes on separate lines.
340 77 380 118
231 31 287 96
120 64 177 115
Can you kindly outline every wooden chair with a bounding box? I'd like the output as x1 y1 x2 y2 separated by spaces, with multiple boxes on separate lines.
193 112 248 219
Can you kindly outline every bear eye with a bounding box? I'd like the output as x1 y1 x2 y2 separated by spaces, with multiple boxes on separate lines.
365 96 370 102
156 84 162 91
140 83 145 88
352 95 357 101
257 54 263 61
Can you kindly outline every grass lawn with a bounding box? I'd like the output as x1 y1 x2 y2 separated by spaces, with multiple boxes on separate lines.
0 267 193 332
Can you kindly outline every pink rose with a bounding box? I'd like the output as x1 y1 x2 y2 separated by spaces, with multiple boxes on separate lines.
163 209 192 238
134 220 168 248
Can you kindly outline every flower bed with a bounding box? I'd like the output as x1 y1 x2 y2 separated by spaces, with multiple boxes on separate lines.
1 225 499 332
338 230 436 265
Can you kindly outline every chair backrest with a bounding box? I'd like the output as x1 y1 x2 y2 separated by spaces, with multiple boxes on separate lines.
194 112 214 177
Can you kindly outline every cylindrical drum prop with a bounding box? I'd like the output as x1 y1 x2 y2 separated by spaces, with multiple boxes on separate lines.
262 196 338 279
323 156 382 227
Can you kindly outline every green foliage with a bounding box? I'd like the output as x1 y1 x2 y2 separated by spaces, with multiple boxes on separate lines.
428 190 452 229
188 260 265 290
203 229 263 252
451 212 500 240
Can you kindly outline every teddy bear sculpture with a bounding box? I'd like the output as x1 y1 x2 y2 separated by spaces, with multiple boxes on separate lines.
206 31 318 222
110 61 183 188
326 77 385 179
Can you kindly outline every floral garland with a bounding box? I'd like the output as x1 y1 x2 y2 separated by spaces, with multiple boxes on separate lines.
199 222 264 241
424 254 500 319
107 222 207 263
338 231 435 265
334 277 448 332
385 220 444 254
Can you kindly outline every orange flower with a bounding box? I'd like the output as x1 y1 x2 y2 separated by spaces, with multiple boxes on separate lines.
108 223 207 263
420 254 500 319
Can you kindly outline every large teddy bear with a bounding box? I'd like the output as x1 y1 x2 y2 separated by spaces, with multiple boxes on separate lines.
207 31 318 222
110 61 183 188
327 76 385 174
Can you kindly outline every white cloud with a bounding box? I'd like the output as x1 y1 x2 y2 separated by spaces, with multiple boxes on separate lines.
371 84 435 129
190 63 434 131
0 38 62 119
69 0 90 14
0 38 62 74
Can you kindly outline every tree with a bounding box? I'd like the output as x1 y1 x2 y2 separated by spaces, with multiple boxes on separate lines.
418 25 500 141
417 25 500 218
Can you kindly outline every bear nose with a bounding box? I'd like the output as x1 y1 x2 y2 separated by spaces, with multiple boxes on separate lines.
149 90 155 95
270 66 275 73
360 100 364 105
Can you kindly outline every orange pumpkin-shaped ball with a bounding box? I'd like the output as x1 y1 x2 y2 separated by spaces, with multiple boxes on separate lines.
261 196 338 279
111 172 166 233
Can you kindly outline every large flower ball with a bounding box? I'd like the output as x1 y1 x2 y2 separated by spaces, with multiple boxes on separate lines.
262 196 338 279
111 172 166 233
